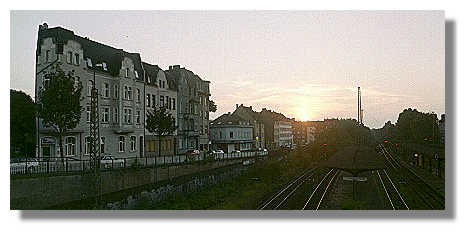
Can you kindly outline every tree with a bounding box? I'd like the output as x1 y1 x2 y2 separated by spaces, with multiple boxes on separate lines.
396 108 438 144
209 99 217 112
10 89 36 158
146 106 177 180
38 63 83 159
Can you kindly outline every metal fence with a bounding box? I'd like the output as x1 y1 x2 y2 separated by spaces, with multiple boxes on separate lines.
10 150 269 176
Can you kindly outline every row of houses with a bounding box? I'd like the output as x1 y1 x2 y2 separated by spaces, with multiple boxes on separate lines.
209 104 344 153
35 23 210 159
210 104 297 153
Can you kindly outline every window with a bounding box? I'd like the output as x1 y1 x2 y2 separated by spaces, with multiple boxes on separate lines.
43 75 51 88
160 96 164 107
159 80 162 88
85 136 91 155
152 95 156 107
230 131 234 139
65 137 76 156
101 107 109 123
102 83 110 98
163 81 166 89
166 96 169 108
127 87 132 100
172 98 176 110
114 85 119 99
146 94 151 107
86 58 92 67
135 110 141 125
114 107 119 124
119 136 125 152
123 86 128 100
46 50 50 62
87 81 93 96
86 105 91 122
136 89 140 102
102 62 107 71
130 136 136 152
124 108 132 124
134 70 139 79
100 137 105 154
219 132 222 139
74 53 80 65
67 51 73 64
125 68 129 78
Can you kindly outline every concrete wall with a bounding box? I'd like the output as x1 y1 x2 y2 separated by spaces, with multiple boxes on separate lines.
11 159 243 209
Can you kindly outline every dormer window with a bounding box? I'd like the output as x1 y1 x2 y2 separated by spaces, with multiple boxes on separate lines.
102 62 107 71
134 70 139 78
125 68 129 78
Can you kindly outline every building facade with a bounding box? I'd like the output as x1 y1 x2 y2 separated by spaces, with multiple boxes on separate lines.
232 104 265 149
165 66 211 154
35 24 208 159
210 113 254 153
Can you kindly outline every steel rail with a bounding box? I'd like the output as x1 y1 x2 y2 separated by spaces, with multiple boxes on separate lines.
315 170 340 210
302 168 335 210
258 168 315 210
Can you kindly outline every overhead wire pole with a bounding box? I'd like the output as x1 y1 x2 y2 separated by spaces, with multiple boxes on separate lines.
90 64 102 209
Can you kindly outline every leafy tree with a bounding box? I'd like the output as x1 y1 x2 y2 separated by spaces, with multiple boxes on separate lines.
10 89 36 158
209 99 217 112
146 105 177 176
396 108 439 144
38 63 83 159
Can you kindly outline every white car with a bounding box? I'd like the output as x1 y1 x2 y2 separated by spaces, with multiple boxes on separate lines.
100 156 124 168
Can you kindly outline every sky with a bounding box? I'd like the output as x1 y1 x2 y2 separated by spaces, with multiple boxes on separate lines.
10 11 444 128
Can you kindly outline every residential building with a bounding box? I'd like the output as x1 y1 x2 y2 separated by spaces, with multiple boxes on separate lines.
165 65 211 154
259 108 294 149
210 113 254 153
232 104 265 149
34 24 200 159
142 62 178 157
292 121 307 147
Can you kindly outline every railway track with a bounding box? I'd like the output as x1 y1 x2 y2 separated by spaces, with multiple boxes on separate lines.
379 144 445 210
257 167 317 210
375 169 409 210
302 168 340 210
258 166 340 210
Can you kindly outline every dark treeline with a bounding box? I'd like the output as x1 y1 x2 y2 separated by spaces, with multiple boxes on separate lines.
373 108 442 145
10 89 36 158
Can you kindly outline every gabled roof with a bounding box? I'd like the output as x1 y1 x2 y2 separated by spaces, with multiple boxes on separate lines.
212 113 252 126
37 26 144 79
142 62 177 91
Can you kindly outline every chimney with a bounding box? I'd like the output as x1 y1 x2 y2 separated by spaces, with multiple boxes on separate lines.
228 112 231 115
241 103 243 107
173 65 180 69
249 106 252 109
169 65 172 70
236 104 239 108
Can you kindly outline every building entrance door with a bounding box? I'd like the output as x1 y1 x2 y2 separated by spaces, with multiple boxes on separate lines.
42 146 51 159
139 136 144 157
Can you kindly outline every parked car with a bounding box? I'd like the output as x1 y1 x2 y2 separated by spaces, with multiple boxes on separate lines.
100 156 124 168
214 150 224 154
233 150 241 153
